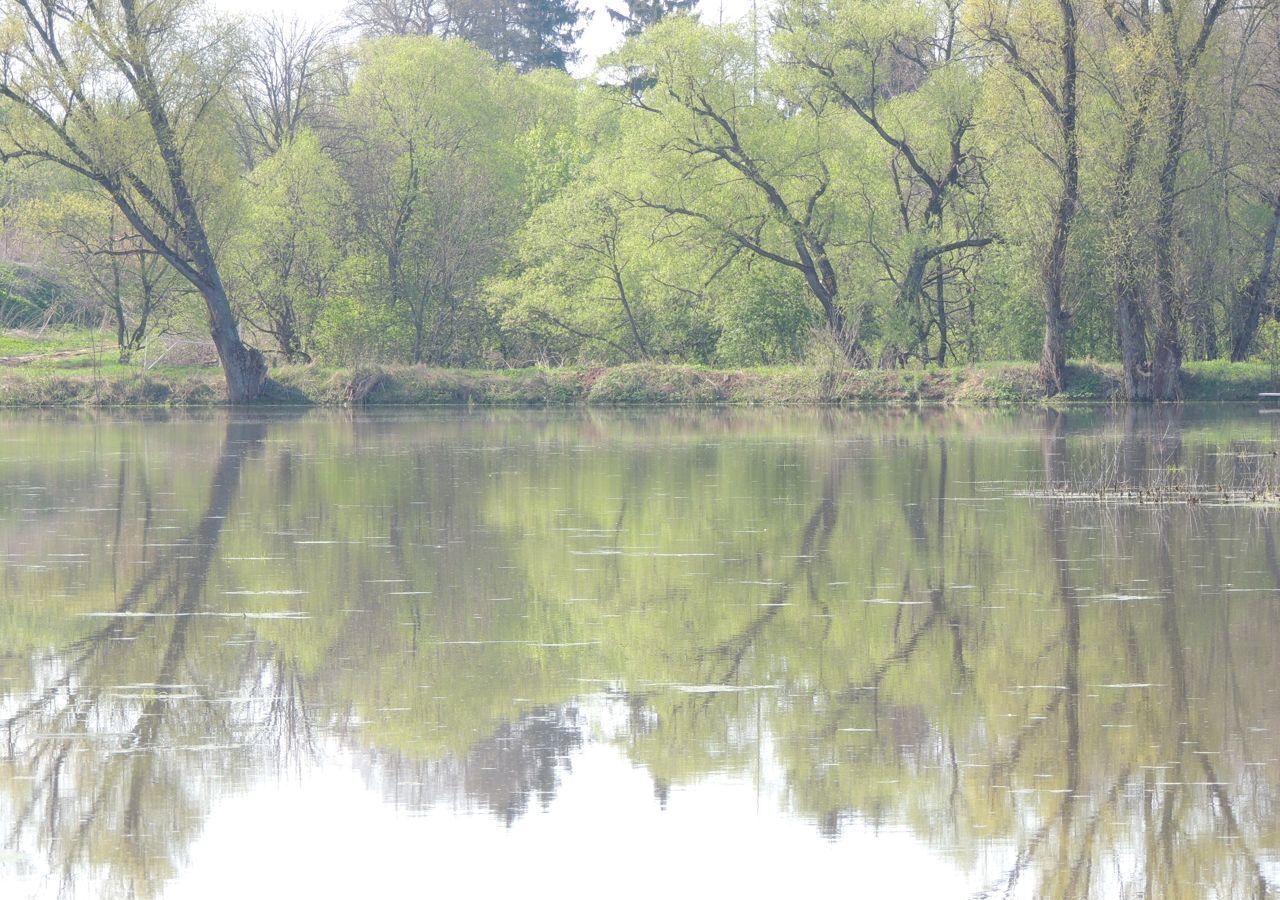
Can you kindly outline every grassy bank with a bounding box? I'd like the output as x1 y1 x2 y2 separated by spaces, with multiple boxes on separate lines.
0 356 1276 406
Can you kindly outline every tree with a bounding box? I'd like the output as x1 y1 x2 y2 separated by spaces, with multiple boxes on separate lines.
496 168 727 363
234 16 346 167
607 18 873 364
773 0 992 366
339 37 517 364
1226 6 1280 361
345 0 450 35
973 0 1081 393
347 0 588 72
1228 197 1280 361
1100 0 1233 399
505 0 589 71
22 193 184 361
0 0 267 401
228 133 349 363
608 0 696 38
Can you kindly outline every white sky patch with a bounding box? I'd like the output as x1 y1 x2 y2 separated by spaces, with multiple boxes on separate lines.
209 0 756 75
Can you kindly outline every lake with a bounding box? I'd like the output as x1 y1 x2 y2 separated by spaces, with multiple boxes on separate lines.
0 407 1277 898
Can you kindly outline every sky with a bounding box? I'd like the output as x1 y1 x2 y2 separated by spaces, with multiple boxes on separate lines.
212 0 755 76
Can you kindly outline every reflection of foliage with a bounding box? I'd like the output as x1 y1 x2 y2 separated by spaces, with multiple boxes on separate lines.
357 705 583 825
0 409 1279 897
0 420 276 898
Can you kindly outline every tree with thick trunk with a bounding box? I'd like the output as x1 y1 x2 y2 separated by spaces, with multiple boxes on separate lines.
775 0 990 367
0 0 267 401
1108 83 1156 401
1228 194 1280 360
975 0 1080 395
1102 0 1231 400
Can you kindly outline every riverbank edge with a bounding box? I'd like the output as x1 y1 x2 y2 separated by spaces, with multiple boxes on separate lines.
0 360 1272 406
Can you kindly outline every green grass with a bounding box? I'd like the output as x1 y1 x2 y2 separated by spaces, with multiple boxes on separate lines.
0 328 101 358
3 328 1280 405
1182 359 1275 400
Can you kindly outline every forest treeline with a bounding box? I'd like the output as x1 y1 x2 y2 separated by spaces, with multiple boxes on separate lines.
0 0 1277 400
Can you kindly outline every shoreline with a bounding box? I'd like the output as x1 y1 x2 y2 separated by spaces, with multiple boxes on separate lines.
0 360 1273 407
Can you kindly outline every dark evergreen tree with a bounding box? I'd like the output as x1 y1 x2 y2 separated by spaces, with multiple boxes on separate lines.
358 0 587 72
607 0 695 38
512 0 587 70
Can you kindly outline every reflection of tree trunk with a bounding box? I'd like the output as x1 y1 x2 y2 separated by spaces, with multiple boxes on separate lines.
1120 406 1143 484
829 436 962 707
2 419 264 887
1197 754 1270 899
985 413 1092 899
1155 526 1270 899
123 420 265 830
1042 411 1081 871
1155 533 1191 879
1154 406 1183 471
711 457 845 684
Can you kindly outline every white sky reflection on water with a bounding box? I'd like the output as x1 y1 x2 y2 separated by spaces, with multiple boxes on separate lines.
173 744 986 899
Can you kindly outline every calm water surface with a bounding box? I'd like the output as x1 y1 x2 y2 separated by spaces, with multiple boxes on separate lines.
1 407 1278 898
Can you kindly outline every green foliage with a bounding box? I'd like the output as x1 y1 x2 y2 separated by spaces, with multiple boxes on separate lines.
1 0 1278 386
338 37 520 365
712 264 817 366
228 132 349 362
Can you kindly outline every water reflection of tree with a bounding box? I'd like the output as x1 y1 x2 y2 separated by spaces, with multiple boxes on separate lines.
0 419 320 899
547 410 1280 898
800 411 1278 898
3 410 1280 898
355 705 583 825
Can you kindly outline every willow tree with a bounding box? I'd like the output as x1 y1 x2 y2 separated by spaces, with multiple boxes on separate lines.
773 0 992 367
0 0 267 401
339 37 517 365
608 18 872 365
973 0 1080 394
1099 0 1232 399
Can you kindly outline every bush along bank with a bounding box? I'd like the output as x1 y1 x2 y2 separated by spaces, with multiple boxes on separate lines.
0 360 1274 407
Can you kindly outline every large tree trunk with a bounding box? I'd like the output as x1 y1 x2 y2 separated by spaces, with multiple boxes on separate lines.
1151 329 1182 400
1040 301 1069 395
901 248 932 363
111 259 130 362
1150 92 1190 401
205 281 267 403
1229 194 1280 361
798 237 870 367
1038 0 1079 397
1117 280 1151 401
122 1 268 402
1110 89 1152 402
935 264 948 366
827 305 871 368
1145 0 1227 398
1040 195 1075 395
